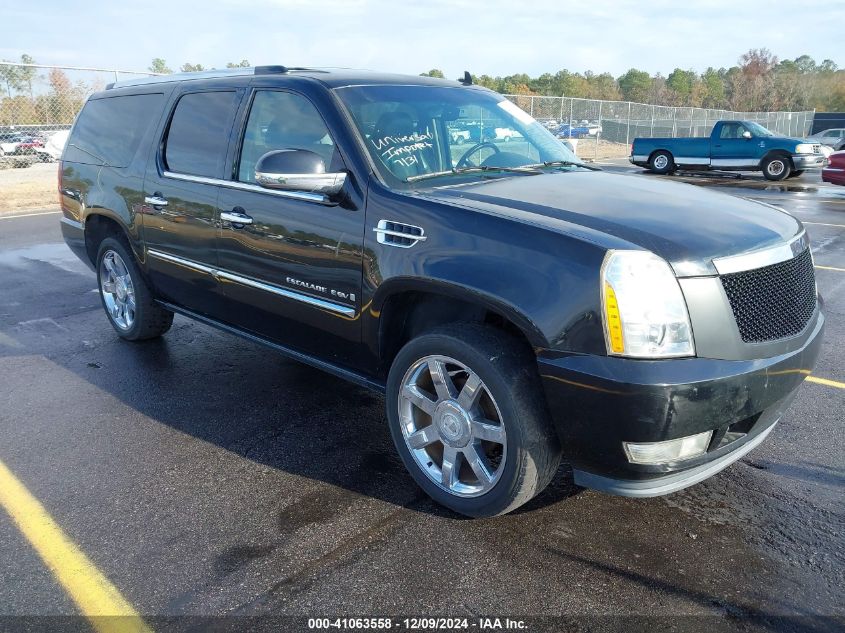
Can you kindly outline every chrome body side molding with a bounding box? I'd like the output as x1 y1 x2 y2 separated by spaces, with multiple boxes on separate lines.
146 249 355 317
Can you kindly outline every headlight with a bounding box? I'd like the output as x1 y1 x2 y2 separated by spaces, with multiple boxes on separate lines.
601 250 694 358
795 144 816 154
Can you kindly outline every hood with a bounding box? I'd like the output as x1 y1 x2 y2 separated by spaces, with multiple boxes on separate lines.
423 171 802 277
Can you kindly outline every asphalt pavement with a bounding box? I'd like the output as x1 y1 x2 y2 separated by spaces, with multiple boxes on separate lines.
0 167 843 633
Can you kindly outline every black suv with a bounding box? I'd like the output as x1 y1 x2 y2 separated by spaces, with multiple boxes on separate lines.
60 67 824 517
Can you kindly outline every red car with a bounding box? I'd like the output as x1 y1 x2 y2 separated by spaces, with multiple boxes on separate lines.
822 150 845 185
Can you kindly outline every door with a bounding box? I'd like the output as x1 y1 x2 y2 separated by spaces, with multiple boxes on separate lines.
215 89 365 366
142 89 242 317
710 122 758 168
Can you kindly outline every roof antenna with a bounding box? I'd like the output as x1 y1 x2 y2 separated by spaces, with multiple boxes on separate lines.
459 71 472 86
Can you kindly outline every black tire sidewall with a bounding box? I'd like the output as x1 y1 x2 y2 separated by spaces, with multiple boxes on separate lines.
96 237 149 340
650 151 674 174
386 326 555 517
763 155 790 181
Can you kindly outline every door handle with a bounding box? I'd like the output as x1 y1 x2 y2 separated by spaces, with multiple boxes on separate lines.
220 210 253 226
144 194 168 208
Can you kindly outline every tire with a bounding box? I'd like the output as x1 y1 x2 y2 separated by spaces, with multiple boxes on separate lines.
762 155 791 181
386 324 561 517
96 236 173 341
648 150 675 174
787 170 804 179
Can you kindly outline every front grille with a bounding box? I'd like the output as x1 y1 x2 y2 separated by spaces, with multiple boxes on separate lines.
721 247 817 343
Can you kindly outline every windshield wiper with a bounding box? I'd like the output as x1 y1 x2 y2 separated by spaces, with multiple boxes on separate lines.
406 165 543 183
526 160 602 172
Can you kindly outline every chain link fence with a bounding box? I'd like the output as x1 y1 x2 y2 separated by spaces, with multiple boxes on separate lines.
0 63 158 166
505 94 815 160
0 63 817 166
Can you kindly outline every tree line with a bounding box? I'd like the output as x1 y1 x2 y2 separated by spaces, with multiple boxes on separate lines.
1 49 843 128
422 49 844 112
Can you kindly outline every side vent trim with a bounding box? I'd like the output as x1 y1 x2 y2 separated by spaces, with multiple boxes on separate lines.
373 220 427 248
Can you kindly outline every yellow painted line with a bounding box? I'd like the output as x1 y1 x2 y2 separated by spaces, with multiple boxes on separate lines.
0 209 61 220
815 265 845 272
0 459 151 633
803 222 845 229
806 376 845 390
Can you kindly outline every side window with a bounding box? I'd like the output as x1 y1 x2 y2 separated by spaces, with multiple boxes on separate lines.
64 94 164 167
720 123 740 139
238 91 336 183
164 91 239 178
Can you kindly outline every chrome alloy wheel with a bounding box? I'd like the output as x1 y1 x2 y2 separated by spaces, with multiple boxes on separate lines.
399 355 507 497
653 154 669 170
99 250 136 330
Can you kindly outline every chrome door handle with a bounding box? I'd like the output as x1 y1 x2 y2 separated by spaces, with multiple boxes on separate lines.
144 195 168 207
220 211 253 226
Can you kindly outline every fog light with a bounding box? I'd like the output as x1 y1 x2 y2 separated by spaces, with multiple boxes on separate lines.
623 430 713 465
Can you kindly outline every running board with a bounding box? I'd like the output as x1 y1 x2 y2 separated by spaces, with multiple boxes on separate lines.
156 301 385 393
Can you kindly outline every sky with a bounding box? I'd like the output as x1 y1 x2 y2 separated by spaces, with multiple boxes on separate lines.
1 0 843 79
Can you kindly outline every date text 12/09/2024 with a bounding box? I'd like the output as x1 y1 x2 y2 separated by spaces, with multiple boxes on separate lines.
307 617 528 630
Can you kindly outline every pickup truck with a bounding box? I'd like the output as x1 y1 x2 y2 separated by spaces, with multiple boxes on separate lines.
631 120 827 180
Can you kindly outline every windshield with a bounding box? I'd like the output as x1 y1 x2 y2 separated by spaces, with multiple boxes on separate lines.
334 85 583 186
746 121 774 137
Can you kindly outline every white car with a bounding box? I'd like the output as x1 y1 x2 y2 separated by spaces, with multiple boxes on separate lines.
494 127 523 141
33 130 69 162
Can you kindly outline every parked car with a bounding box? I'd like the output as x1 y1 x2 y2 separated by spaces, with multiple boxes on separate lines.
33 130 69 163
822 150 845 185
632 120 827 180
808 128 845 151
556 121 601 139
60 67 823 517
0 133 46 156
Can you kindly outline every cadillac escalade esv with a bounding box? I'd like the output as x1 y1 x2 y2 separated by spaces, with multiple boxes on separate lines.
60 67 824 517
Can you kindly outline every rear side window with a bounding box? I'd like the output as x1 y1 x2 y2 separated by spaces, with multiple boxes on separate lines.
164 91 239 178
64 94 164 167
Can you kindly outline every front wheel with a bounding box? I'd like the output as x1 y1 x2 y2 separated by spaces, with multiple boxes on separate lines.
96 236 173 340
386 324 561 517
648 150 675 174
762 155 791 181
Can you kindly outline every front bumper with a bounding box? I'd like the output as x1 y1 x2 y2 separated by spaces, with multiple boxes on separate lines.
537 312 824 497
792 154 827 169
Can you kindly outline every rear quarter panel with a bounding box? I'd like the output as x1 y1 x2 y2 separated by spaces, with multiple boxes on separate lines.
632 137 710 161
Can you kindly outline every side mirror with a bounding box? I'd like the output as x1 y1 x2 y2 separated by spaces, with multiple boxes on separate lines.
742 131 752 139
255 149 346 197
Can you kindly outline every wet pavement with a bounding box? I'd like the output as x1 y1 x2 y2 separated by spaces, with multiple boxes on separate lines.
0 169 843 632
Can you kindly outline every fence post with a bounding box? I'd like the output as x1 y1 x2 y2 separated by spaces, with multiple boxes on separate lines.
625 102 631 145
595 101 602 160
559 96 564 123
650 105 655 136
530 96 534 117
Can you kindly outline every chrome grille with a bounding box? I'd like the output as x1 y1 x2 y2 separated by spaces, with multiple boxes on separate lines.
720 248 817 343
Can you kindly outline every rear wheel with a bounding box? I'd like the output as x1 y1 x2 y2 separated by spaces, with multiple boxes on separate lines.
386 324 560 517
96 237 173 340
762 155 791 181
649 150 675 174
